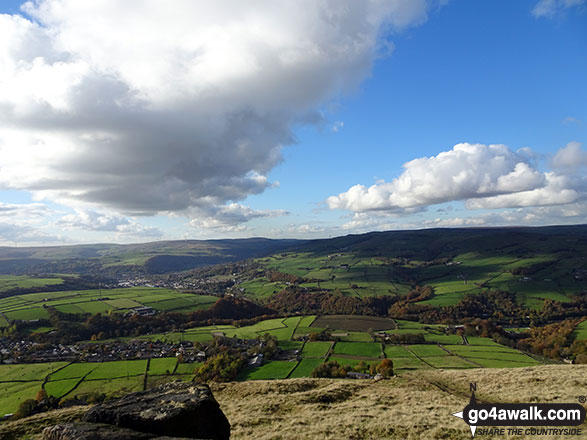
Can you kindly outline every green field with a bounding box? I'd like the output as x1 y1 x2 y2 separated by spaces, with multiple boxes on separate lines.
288 359 324 378
407 345 448 357
332 342 381 358
301 342 331 358
0 362 67 381
327 356 378 368
237 361 299 380
140 316 308 343
147 358 178 376
0 287 218 322
175 362 203 375
423 356 478 368
250 235 585 310
573 320 587 340
0 314 554 415
85 360 147 380
383 345 412 358
0 275 64 293
0 381 44 417
254 253 411 298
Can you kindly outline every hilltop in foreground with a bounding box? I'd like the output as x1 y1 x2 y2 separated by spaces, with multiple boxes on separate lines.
2 365 586 440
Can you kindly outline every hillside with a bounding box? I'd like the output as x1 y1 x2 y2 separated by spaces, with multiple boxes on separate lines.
0 238 304 275
1 365 585 439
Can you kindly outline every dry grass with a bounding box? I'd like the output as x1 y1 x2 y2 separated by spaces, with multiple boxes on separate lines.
1 366 586 440
211 365 587 440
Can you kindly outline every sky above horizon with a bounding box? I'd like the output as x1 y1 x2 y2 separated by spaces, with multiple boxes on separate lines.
0 0 585 245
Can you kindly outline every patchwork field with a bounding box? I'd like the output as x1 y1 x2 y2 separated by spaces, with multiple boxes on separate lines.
252 253 412 298
0 275 64 293
0 315 552 416
246 236 586 310
0 287 218 323
1 366 586 440
0 357 204 417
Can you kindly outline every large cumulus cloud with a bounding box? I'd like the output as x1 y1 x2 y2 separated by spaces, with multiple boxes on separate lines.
0 0 429 225
327 142 586 214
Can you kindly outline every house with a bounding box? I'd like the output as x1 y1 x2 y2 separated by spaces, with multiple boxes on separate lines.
249 353 264 367
128 306 157 316
347 372 371 379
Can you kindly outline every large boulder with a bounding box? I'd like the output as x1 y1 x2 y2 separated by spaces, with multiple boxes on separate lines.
42 423 155 440
83 382 230 440
41 423 199 440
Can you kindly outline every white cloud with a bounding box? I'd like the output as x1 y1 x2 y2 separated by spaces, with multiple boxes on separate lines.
188 203 287 232
288 224 325 234
0 222 62 244
550 141 587 170
0 202 55 220
465 172 580 209
327 143 547 212
58 209 162 237
531 0 585 17
0 0 431 227
331 121 344 132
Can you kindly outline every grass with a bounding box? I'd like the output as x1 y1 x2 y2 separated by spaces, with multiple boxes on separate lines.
423 356 478 369
392 356 430 370
278 340 303 351
460 358 538 368
0 275 64 293
0 287 218 323
64 376 144 398
333 342 381 358
84 360 147 380
383 346 413 358
301 342 331 358
423 333 464 344
0 381 43 416
288 359 324 378
327 356 378 368
175 362 203 375
147 358 177 376
573 320 587 340
407 345 448 357
237 361 299 380
0 362 68 382
48 363 98 381
44 379 80 399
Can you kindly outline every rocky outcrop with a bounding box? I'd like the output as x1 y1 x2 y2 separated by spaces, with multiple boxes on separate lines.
41 382 230 440
42 423 156 440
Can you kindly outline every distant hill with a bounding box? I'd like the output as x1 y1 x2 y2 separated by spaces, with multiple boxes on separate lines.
0 238 305 275
0 224 586 278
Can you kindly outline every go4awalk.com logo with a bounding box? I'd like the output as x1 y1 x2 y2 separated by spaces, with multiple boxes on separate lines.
452 383 586 437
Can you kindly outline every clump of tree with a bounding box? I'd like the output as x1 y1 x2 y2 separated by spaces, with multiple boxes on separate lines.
13 388 63 419
195 352 245 382
268 270 302 284
311 359 394 378
267 288 399 316
311 360 349 378
375 359 394 377
516 318 584 361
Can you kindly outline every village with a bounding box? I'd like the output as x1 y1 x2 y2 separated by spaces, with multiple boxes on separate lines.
0 333 293 370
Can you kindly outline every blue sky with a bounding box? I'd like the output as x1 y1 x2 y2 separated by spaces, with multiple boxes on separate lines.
0 0 585 244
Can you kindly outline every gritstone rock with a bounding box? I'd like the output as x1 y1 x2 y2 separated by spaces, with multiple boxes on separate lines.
82 382 230 440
